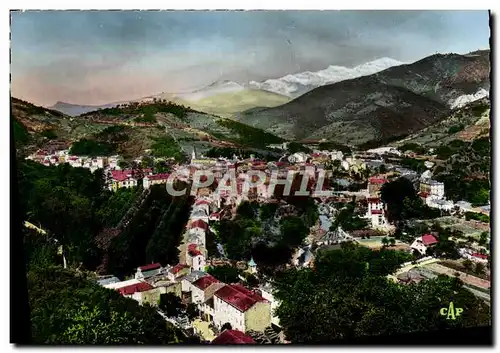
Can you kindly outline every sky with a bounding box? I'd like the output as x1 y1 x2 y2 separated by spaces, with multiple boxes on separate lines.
10 10 490 106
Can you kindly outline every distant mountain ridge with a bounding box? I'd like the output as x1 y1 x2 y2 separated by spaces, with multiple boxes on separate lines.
239 50 490 146
248 57 406 98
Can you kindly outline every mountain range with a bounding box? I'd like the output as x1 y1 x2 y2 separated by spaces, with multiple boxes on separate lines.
48 57 407 117
239 50 490 145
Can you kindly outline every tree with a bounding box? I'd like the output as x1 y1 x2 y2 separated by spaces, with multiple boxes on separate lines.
185 303 199 321
28 266 185 344
478 231 489 247
474 263 485 276
463 259 474 274
381 237 390 248
381 178 418 222
159 293 184 318
389 238 396 246
378 164 387 174
207 265 241 284
272 245 490 343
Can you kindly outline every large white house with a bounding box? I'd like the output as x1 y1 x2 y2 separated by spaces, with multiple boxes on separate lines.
365 197 388 229
213 284 271 333
410 234 439 255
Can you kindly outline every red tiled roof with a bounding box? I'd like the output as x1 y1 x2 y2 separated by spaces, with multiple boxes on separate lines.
472 253 488 259
190 219 209 230
111 170 133 182
211 330 256 344
371 210 383 215
210 212 220 218
215 284 267 312
188 244 197 251
189 249 202 257
422 234 439 246
117 282 153 296
193 275 219 291
139 263 161 271
169 263 189 274
195 199 210 206
367 197 381 203
369 177 387 184
418 192 430 198
147 173 170 181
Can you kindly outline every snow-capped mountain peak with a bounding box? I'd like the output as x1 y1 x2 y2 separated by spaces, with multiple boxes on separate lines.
248 57 406 97
172 80 246 102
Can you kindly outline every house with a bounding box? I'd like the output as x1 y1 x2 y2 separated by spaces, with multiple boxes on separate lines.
368 177 388 196
143 173 170 189
116 282 161 306
213 284 271 333
187 244 206 271
96 276 120 286
150 279 183 298
189 219 209 238
209 212 221 221
192 276 226 322
410 234 439 255
167 263 191 282
288 152 308 164
470 253 489 264
426 197 454 211
103 278 142 290
190 208 209 222
211 329 256 344
110 169 154 191
365 197 388 228
135 263 164 280
194 199 211 215
419 180 445 199
180 270 209 293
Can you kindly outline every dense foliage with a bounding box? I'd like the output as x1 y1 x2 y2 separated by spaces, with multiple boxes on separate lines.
83 99 193 120
150 136 184 161
69 138 115 156
13 97 65 117
12 116 31 146
272 244 491 343
434 137 490 205
27 266 185 344
216 118 284 148
207 266 241 283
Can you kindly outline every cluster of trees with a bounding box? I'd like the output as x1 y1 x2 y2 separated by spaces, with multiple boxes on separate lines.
216 200 318 274
69 138 115 157
381 177 441 224
40 129 58 140
18 160 190 276
204 147 265 160
317 141 351 154
150 136 184 161
216 118 284 148
287 142 312 154
83 99 193 120
27 266 189 344
464 212 490 223
434 138 490 205
12 116 31 147
13 97 65 117
330 199 369 231
272 243 491 343
398 157 427 173
399 142 427 155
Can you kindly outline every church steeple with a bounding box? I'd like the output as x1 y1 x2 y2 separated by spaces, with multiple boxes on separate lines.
191 146 197 160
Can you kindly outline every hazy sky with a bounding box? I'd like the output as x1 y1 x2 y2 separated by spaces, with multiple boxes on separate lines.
11 10 490 106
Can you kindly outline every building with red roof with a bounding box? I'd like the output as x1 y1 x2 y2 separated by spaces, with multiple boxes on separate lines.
411 234 439 255
211 330 256 344
190 219 209 231
143 173 171 189
167 263 191 281
213 284 271 333
117 282 154 296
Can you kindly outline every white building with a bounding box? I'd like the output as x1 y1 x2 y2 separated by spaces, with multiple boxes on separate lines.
426 197 454 211
143 173 170 189
365 197 388 229
419 180 445 199
410 234 439 255
288 152 309 164
213 284 271 333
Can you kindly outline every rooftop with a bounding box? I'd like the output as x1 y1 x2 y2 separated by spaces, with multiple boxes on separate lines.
193 275 220 291
139 263 162 271
211 330 256 344
169 263 190 274
421 234 439 246
117 282 154 296
215 284 267 312
190 219 209 231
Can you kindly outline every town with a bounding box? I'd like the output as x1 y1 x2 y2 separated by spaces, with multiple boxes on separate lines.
23 136 491 343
